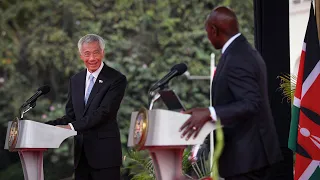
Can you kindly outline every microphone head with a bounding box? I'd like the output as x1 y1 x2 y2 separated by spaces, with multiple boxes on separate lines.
171 63 188 75
38 85 51 95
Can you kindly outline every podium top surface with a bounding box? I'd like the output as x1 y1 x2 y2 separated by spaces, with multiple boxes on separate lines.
4 120 77 149
128 109 217 147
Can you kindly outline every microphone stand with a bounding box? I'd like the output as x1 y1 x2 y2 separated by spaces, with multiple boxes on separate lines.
19 102 36 120
148 84 169 110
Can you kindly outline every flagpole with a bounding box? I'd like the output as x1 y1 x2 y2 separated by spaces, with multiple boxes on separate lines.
209 52 215 176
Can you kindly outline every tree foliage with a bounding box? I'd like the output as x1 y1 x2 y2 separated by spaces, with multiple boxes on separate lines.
0 0 254 179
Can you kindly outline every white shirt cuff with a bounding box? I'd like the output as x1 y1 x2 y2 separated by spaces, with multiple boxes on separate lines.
68 123 75 131
208 106 217 122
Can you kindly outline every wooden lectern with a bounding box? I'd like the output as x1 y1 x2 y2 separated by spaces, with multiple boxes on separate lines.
128 109 216 180
4 120 77 180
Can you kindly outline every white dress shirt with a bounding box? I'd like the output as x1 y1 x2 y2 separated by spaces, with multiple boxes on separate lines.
222 33 241 54
85 62 104 96
69 62 104 130
209 33 241 122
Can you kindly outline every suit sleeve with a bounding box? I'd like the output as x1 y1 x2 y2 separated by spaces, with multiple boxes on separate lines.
71 75 127 132
46 79 75 125
214 55 262 125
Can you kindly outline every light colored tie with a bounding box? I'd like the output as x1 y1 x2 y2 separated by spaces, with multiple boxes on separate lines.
84 74 94 105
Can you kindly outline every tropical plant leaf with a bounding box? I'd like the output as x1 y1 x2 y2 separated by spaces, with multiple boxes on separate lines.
277 73 297 102
123 150 155 180
211 119 224 180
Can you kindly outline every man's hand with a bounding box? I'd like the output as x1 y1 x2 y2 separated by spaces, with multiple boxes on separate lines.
56 125 72 130
180 108 212 140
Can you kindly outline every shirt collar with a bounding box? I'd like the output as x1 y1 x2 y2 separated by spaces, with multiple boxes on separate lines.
222 33 241 54
86 62 104 80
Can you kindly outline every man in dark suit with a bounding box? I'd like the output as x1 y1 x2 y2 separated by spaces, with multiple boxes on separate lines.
180 7 282 180
46 34 127 180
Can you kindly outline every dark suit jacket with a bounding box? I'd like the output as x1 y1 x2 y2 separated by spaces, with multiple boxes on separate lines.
211 35 282 177
47 63 127 169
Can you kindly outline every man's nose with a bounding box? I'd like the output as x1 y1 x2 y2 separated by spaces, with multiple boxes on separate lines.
89 54 95 60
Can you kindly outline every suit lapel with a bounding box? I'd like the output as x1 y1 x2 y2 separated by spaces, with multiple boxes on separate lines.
82 64 109 115
75 70 86 113
211 53 227 89
211 35 246 103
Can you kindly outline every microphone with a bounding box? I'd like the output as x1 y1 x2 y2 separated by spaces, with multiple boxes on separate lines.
149 63 188 92
21 85 51 108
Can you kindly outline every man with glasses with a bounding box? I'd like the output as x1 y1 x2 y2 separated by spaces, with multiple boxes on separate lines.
47 34 127 180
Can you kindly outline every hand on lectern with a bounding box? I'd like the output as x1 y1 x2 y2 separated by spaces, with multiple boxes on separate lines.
179 107 212 140
56 125 72 130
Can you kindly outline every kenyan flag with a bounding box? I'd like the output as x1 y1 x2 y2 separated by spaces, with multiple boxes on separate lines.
288 3 320 180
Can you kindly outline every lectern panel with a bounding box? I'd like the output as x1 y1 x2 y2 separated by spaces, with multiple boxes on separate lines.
128 109 216 148
4 120 77 149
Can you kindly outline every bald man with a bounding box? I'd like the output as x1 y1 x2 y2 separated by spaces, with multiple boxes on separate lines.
180 6 282 180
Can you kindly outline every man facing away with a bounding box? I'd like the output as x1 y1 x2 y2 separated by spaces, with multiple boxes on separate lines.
180 6 282 180
47 34 127 180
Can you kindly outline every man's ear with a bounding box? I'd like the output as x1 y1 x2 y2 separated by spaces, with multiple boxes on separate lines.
79 52 84 61
212 25 219 36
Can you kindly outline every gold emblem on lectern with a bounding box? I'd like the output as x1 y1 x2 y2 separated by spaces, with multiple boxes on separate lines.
133 107 149 150
8 117 19 152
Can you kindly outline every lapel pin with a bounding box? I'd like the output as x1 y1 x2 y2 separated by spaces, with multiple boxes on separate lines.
99 80 103 83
